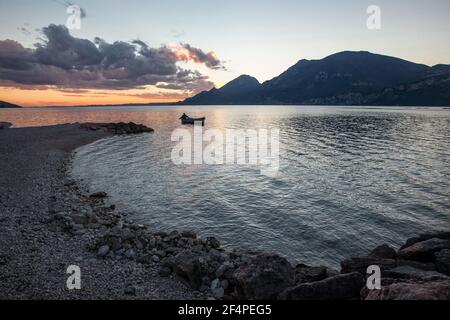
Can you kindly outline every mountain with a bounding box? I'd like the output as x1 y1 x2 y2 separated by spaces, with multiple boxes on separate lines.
0 100 22 108
181 51 450 106
183 75 261 105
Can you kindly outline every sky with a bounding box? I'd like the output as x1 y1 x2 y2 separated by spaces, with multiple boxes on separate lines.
0 0 449 106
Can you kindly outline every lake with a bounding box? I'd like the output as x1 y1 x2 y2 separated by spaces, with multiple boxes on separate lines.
2 105 450 267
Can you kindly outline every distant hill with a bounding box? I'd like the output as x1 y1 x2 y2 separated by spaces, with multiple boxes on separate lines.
180 51 450 106
0 101 22 108
182 75 261 105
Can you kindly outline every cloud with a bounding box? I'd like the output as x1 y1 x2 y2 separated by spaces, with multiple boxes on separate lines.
175 43 223 70
0 24 224 94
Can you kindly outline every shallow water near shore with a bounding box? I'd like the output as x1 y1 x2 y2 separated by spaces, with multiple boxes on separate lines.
2 105 450 267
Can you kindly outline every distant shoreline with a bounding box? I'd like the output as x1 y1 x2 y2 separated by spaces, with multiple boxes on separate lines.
4 104 450 109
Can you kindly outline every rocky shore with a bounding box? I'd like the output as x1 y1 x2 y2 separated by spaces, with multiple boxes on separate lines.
1 122 449 300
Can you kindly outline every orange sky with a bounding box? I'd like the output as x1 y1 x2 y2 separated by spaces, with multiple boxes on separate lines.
0 86 192 107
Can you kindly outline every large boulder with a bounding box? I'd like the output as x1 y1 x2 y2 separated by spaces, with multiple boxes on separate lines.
233 253 295 300
163 250 202 289
398 238 450 263
434 249 450 276
396 259 436 271
401 231 450 249
368 244 397 260
384 266 448 281
366 280 450 300
295 264 328 283
279 272 365 300
341 257 396 274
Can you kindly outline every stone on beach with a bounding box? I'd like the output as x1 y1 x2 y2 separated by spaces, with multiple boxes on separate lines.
434 249 450 275
294 264 328 284
233 253 295 300
340 257 397 274
365 280 450 300
279 272 365 300
82 122 154 135
368 244 398 260
163 250 203 289
398 238 450 263
383 266 449 281
401 231 450 249
97 245 110 257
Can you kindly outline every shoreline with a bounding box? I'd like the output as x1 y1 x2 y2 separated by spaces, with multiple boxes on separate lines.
1 123 449 300
0 123 203 300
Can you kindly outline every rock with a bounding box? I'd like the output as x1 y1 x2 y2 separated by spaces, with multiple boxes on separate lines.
152 255 160 263
211 278 220 288
398 238 450 262
435 249 450 275
221 279 229 290
124 285 136 296
164 250 202 289
207 237 221 249
326 268 340 278
124 249 136 260
158 266 172 277
97 245 110 257
401 231 450 249
216 262 233 278
279 272 365 300
0 122 12 129
169 231 181 241
295 264 328 283
396 259 436 271
233 253 295 300
340 257 397 274
212 287 225 299
134 239 144 250
181 231 197 239
83 122 154 135
384 266 448 281
90 192 107 199
210 279 225 299
121 228 134 241
366 280 450 300
369 244 397 260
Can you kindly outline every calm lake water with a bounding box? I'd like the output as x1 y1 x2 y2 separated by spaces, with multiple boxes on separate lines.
2 105 450 267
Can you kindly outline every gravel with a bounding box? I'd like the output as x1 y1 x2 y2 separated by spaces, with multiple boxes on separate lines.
0 124 203 300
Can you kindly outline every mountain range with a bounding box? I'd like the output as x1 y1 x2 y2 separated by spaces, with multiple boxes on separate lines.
181 51 450 106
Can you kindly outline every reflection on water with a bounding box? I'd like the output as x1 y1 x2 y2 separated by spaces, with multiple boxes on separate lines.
2 105 450 267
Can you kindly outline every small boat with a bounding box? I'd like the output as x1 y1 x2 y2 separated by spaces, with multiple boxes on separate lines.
180 114 205 126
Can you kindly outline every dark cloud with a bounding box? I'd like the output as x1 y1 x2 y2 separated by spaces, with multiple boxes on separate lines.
0 24 224 94
178 43 223 70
